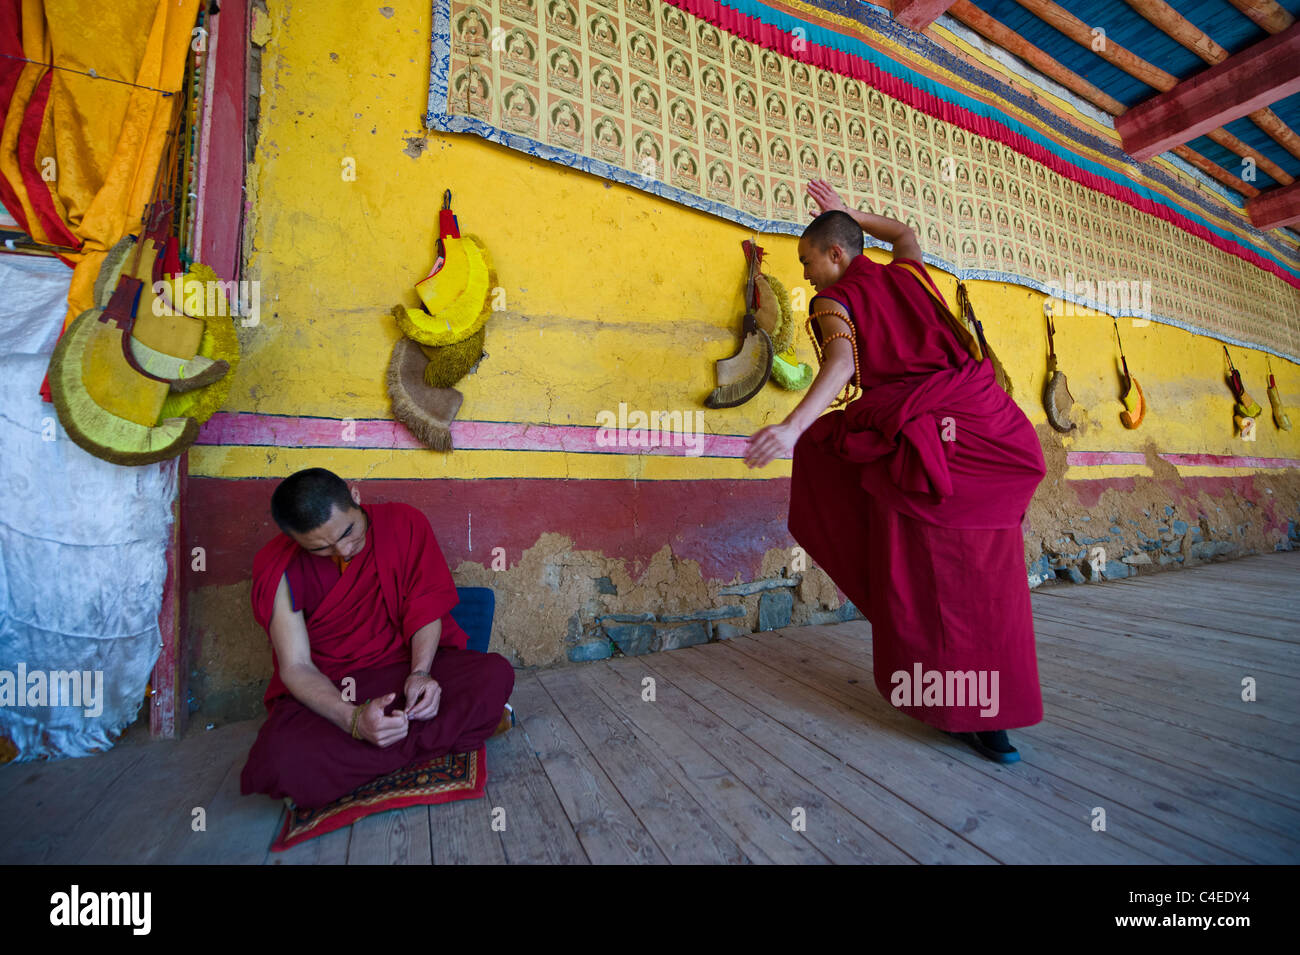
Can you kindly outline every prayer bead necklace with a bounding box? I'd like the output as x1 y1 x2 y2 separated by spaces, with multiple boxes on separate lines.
806 309 862 409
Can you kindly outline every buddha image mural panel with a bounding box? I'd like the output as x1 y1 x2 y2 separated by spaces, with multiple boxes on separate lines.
432 0 1300 355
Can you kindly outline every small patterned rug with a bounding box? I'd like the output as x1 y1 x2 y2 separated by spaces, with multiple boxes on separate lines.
271 746 487 851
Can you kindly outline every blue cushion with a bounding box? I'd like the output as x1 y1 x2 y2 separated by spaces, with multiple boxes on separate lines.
450 587 495 653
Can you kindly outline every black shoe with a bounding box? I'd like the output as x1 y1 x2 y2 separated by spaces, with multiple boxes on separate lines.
946 729 1021 764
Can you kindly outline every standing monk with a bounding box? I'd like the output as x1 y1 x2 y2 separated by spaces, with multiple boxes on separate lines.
240 468 516 808
744 181 1046 762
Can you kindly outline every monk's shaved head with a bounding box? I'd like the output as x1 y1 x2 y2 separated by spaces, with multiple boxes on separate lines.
803 210 863 257
272 468 356 534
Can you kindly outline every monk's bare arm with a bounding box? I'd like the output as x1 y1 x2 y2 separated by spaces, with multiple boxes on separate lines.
784 298 856 433
847 209 923 263
807 180 922 262
401 620 444 720
744 309 854 469
268 574 358 733
409 619 442 674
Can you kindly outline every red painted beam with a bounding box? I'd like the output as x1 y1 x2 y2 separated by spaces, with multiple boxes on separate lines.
183 476 799 590
1245 179 1300 229
893 0 956 32
194 0 247 283
1115 21 1300 162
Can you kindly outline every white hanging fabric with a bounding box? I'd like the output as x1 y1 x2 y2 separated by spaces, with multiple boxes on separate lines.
0 255 177 760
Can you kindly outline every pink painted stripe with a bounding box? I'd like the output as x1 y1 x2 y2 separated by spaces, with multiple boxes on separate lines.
199 414 1300 468
1160 452 1300 469
196 412 761 458
1067 451 1147 466
1067 450 1300 469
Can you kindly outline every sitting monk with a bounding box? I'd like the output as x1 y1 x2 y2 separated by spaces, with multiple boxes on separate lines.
240 468 515 808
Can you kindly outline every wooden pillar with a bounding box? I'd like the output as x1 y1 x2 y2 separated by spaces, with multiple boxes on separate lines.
150 0 249 737
151 455 187 738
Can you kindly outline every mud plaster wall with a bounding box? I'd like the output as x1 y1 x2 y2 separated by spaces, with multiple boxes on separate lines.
183 476 838 722
1024 425 1300 585
181 0 1300 724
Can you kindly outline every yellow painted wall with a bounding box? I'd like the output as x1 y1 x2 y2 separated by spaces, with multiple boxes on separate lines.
204 0 1300 483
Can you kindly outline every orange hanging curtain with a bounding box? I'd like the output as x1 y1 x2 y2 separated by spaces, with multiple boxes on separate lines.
0 0 200 348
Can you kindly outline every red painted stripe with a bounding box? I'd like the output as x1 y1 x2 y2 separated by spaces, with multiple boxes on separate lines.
664 0 1300 290
184 476 798 587
0 1 32 239
15 69 81 250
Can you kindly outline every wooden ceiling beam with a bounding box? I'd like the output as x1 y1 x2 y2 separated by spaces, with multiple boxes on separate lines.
1013 0 1178 91
1124 0 1228 60
893 0 957 33
1124 1 1300 164
1202 129 1291 184
1114 23 1300 166
1245 178 1300 228
1250 108 1300 163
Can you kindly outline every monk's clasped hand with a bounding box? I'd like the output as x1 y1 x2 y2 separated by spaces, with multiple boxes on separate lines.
403 673 442 721
357 692 410 748
744 421 799 469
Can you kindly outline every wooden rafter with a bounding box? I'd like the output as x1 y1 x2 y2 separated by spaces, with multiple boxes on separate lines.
949 1 1126 115
1172 144 1262 197
1124 0 1229 62
1223 0 1294 34
946 0 1256 196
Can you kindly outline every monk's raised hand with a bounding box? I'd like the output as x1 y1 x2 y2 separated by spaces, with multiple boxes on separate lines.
807 179 848 216
743 421 798 469
358 692 410 747
404 674 442 720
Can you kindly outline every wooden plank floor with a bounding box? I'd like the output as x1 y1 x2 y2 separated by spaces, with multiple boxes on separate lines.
2 551 1296 864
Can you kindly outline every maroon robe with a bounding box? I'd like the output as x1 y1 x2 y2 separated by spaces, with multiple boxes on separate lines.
240 501 514 808
789 255 1047 731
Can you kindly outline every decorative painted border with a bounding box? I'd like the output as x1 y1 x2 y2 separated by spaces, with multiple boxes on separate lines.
707 0 1300 274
